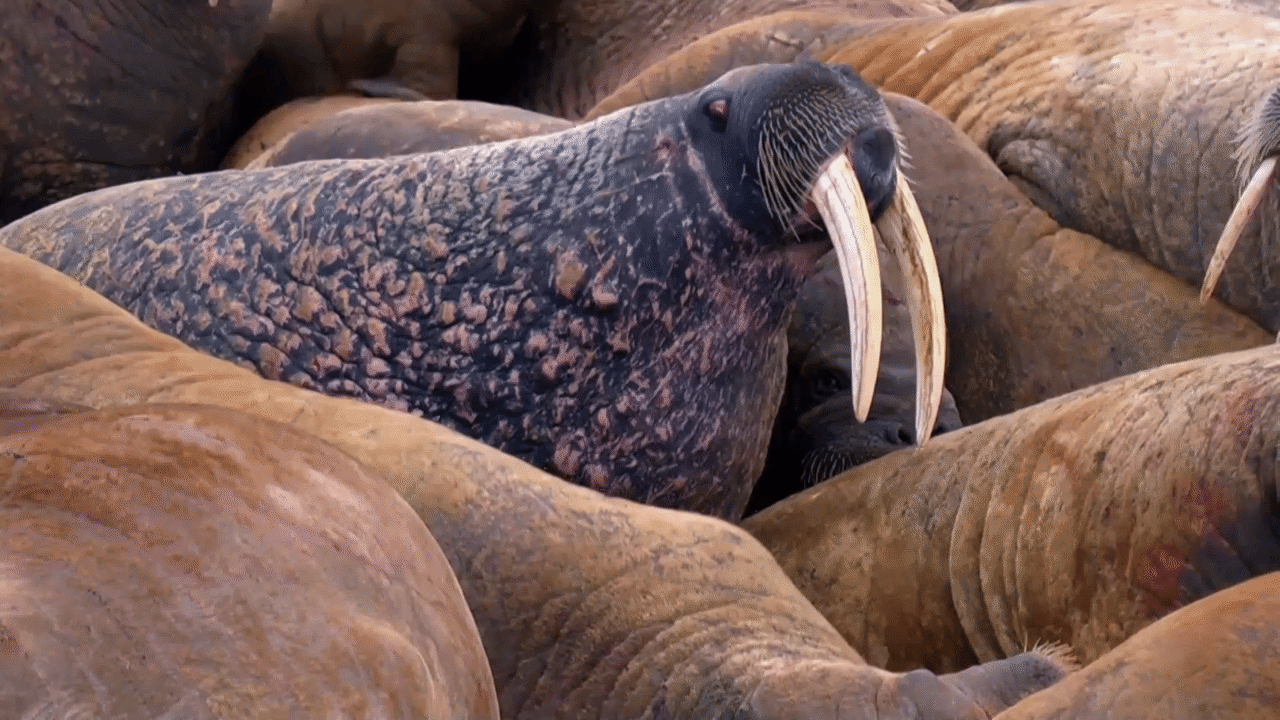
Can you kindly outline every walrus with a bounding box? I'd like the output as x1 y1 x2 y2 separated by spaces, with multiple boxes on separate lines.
0 388 497 719
995 571 1280 719
0 247 1066 719
0 60 946 520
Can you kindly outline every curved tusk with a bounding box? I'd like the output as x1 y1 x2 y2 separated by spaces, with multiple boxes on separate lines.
812 153 882 423
875 180 946 446
1201 155 1277 303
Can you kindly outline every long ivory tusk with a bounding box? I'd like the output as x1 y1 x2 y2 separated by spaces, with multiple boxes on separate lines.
1201 155 1277 303
875 180 946 446
812 153 882 423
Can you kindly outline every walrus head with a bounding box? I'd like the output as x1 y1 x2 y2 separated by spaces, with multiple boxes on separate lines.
688 60 946 446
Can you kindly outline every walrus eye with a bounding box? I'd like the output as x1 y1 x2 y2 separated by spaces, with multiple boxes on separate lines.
705 98 730 132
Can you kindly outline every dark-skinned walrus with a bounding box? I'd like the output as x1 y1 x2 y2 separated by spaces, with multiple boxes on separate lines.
0 60 946 520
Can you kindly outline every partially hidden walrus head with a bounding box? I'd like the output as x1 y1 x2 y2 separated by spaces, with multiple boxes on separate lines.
687 60 946 451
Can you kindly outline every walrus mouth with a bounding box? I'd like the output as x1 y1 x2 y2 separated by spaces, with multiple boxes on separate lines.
810 153 946 446
1200 154 1276 303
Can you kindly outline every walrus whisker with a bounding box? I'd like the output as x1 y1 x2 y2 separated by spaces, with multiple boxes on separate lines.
1201 154 1276 303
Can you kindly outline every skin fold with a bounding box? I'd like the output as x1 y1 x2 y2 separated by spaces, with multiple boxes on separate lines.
225 98 573 169
745 343 1280 674
0 247 1068 719
0 0 271 225
0 62 937 520
0 390 498 719
995 571 1280 719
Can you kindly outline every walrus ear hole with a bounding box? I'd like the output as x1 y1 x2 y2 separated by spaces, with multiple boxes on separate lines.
705 99 730 132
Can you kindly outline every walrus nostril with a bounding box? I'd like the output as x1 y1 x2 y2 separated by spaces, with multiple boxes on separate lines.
854 126 898 221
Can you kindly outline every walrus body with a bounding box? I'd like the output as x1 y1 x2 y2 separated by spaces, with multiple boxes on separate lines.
0 247 1062 720
2 62 945 520
0 390 496 719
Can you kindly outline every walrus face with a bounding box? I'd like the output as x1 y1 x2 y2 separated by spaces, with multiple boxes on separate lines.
687 60 947 447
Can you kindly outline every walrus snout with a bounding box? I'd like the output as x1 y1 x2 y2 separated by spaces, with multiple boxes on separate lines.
854 126 899 220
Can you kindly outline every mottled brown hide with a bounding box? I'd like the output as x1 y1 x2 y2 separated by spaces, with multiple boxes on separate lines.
228 97 572 169
746 344 1280 674
0 0 270 224
996 572 1280 719
0 248 1068 719
0 390 497 719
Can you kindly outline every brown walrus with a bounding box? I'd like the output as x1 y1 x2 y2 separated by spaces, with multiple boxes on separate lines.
0 61 946 520
0 389 497 719
0 248 1069 719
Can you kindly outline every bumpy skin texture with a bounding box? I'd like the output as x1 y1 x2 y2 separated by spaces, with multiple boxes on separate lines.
505 0 953 118
745 344 1280 675
993 573 1280 720
0 63 900 520
233 99 573 169
746 247 964 514
819 0 1280 332
0 390 498 719
0 248 1073 719
0 0 271 225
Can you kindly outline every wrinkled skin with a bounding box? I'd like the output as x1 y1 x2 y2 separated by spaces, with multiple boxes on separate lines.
0 389 497 719
996 572 1280 719
256 0 540 105
0 0 270 225
746 247 964 514
0 248 1069 719
746 344 1280 675
0 62 910 520
228 98 572 169
498 0 953 118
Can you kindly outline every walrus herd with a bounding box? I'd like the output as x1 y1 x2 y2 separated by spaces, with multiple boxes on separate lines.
2 0 1280 718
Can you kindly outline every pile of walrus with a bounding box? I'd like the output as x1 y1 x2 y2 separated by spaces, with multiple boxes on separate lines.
2 0 1280 717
